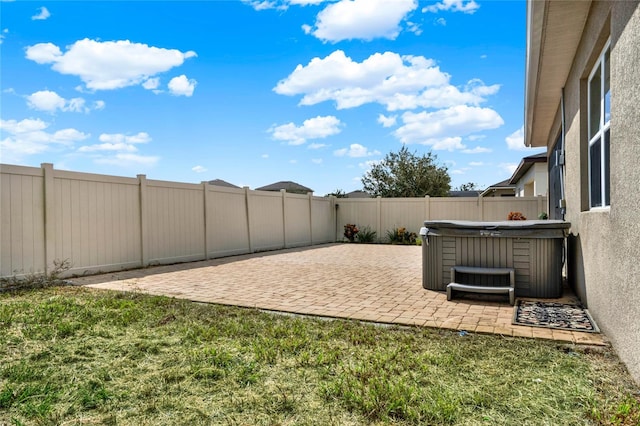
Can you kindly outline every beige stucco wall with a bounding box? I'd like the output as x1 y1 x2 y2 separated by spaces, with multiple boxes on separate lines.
515 162 548 197
544 0 640 384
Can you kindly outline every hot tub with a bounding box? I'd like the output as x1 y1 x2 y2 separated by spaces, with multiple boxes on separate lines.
420 220 570 298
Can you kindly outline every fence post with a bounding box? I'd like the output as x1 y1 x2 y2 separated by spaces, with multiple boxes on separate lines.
244 186 253 253
308 192 313 245
424 195 430 220
281 189 288 248
42 163 55 274
138 174 149 267
331 195 338 242
537 195 544 216
202 182 210 260
376 196 382 237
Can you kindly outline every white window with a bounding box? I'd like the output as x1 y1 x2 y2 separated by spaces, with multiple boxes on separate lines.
588 40 611 208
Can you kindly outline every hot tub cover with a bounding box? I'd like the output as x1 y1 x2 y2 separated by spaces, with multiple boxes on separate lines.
421 220 570 239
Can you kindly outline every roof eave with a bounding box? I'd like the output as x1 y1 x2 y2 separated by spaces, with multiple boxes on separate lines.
525 0 592 148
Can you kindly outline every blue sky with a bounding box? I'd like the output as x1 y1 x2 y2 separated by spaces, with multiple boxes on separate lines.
1 0 544 195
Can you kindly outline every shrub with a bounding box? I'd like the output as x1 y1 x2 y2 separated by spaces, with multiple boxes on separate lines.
507 211 527 220
343 224 359 242
386 227 418 245
538 212 549 220
355 226 377 244
0 259 72 292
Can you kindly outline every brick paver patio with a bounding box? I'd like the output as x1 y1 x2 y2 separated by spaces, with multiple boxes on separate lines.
71 244 605 346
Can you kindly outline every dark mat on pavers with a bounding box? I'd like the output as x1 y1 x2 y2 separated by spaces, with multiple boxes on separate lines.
513 300 599 333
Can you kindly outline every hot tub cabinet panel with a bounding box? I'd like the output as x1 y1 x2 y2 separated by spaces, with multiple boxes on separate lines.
421 220 570 298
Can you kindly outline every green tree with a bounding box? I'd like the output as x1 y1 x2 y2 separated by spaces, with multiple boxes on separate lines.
457 182 480 191
325 189 347 198
361 146 451 197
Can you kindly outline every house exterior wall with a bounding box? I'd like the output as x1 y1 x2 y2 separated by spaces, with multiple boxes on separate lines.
539 0 640 383
515 163 548 197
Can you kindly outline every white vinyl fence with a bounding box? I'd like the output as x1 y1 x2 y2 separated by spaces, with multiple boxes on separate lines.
1 163 547 278
335 195 547 241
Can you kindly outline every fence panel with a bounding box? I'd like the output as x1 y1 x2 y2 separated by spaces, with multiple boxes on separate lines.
206 186 251 258
248 190 285 251
52 170 141 275
312 197 334 244
335 199 379 240
146 180 205 264
429 198 482 220
0 165 46 277
482 197 545 221
285 193 312 248
380 198 428 238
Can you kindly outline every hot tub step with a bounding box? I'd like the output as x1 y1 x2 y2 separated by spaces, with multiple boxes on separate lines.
447 282 515 305
451 266 515 277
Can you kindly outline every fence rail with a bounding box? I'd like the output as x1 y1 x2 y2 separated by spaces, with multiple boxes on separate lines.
1 163 547 278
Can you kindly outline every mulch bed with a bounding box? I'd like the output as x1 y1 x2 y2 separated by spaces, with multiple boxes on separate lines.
513 300 599 333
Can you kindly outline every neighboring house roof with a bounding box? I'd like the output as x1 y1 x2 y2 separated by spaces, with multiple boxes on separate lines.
256 180 313 194
207 179 240 188
345 190 371 198
525 0 591 147
448 190 482 198
480 179 516 197
509 152 548 184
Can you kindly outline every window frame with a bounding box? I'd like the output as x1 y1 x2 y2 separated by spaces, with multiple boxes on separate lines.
587 38 611 209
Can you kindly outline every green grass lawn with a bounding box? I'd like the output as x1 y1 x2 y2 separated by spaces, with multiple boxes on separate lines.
0 286 638 425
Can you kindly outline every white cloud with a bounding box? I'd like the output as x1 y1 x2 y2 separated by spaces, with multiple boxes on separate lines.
422 0 479 14
289 159 298 164
77 132 151 154
306 0 417 42
99 132 151 144
243 0 325 11
0 118 88 162
25 39 197 91
77 142 137 153
168 75 196 97
311 158 323 164
462 146 492 154
192 165 207 173
359 159 381 170
261 154 269 158
26 90 64 112
430 137 465 151
274 50 500 111
308 143 327 149
435 17 447 26
290 0 325 5
394 106 504 147
506 125 527 150
242 0 286 11
469 161 484 166
334 143 380 158
143 77 160 90
26 90 102 113
269 115 342 145
377 113 397 128
467 134 486 141
95 153 159 167
32 6 50 20
0 29 8 45
406 21 422 35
